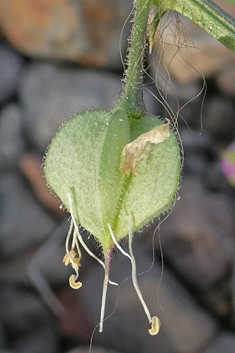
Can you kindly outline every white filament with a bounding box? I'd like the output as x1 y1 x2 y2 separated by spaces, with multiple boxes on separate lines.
108 222 151 324
99 252 110 332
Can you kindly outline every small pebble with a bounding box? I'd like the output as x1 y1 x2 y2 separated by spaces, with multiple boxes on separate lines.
0 104 25 172
0 173 56 256
202 332 235 353
0 43 24 105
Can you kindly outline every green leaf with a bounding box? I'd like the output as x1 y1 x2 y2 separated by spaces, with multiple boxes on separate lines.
44 109 181 251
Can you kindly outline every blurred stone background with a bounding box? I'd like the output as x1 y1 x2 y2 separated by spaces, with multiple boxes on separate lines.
0 0 235 353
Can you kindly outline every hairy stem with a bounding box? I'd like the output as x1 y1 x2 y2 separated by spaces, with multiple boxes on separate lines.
116 0 151 118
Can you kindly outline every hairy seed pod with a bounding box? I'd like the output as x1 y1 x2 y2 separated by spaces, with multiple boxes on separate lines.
44 107 181 251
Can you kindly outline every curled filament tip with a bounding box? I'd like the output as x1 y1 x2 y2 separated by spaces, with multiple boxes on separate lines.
148 316 161 335
69 274 82 289
63 216 82 290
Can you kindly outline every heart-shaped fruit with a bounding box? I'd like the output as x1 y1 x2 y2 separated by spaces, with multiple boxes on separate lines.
44 107 180 251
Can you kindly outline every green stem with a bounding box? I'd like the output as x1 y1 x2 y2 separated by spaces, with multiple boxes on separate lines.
152 0 235 52
116 0 151 118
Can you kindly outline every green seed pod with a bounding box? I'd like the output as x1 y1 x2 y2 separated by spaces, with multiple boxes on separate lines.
44 104 181 334
44 107 180 251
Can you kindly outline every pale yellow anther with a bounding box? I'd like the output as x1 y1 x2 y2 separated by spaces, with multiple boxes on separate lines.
63 253 71 266
63 250 81 269
148 316 161 335
69 274 82 289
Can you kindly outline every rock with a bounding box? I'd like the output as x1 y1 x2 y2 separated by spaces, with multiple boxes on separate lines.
19 153 65 217
180 128 214 177
0 104 25 172
0 173 56 256
0 286 49 333
183 150 208 178
56 288 91 344
77 238 217 353
217 63 235 97
0 248 37 286
0 218 96 323
142 87 162 117
0 322 6 350
0 239 70 288
0 286 58 353
207 160 234 193
66 347 120 353
231 254 235 328
0 0 132 68
13 326 58 353
203 96 235 141
158 177 234 315
19 63 123 151
202 332 235 353
0 43 24 105
27 219 91 287
180 128 214 152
